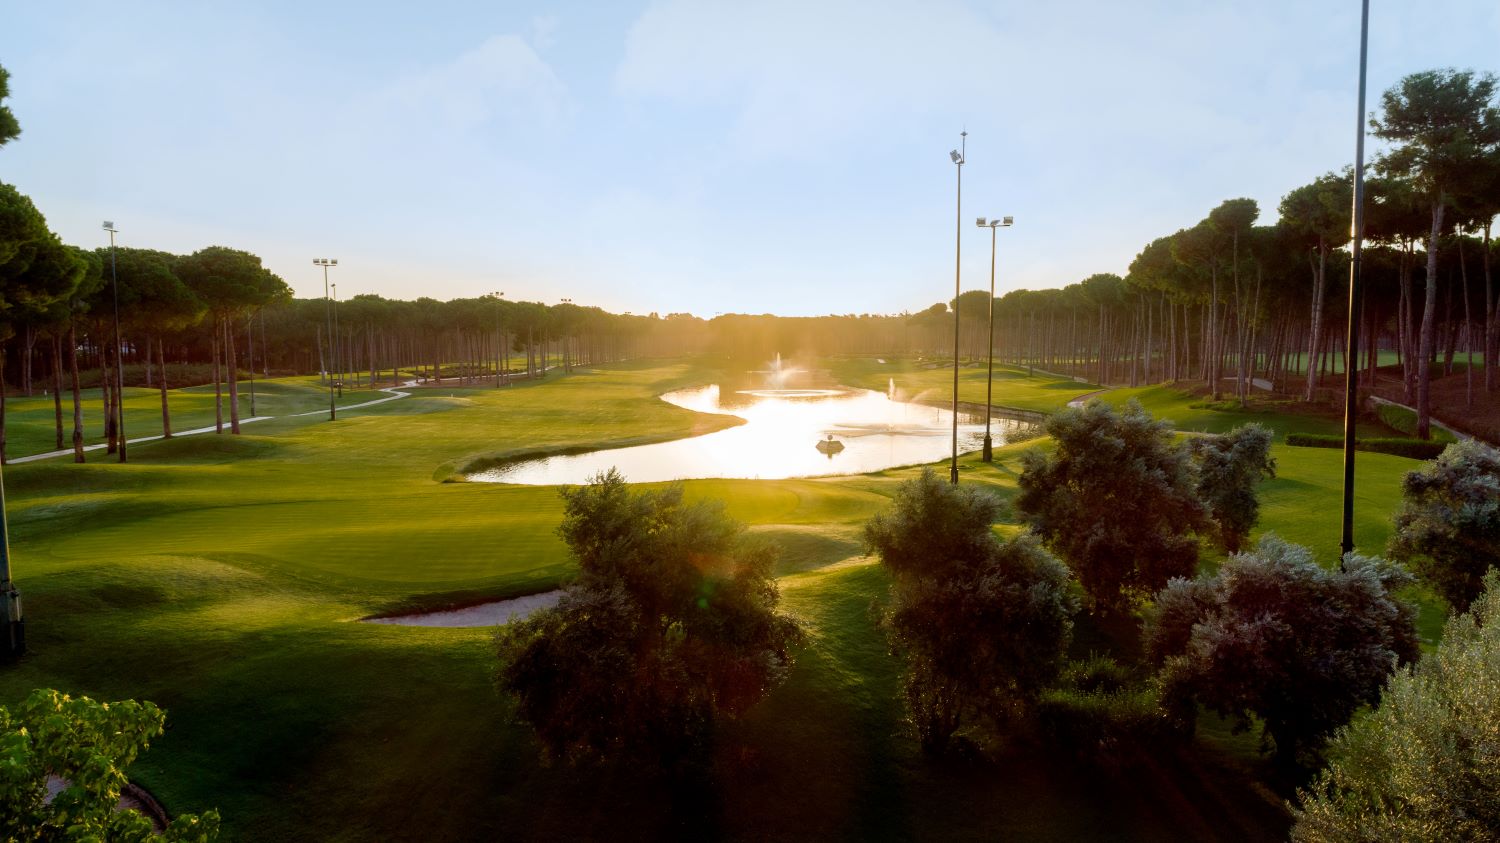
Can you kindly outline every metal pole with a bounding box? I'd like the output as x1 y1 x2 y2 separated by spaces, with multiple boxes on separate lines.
323 264 335 421
1340 0 1371 561
983 223 997 462
0 460 22 659
951 131 965 484
109 230 126 463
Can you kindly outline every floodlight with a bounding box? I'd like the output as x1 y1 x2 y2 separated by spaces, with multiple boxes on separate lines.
949 150 962 164
1002 216 1014 226
976 217 987 227
102 221 115 231
330 259 338 266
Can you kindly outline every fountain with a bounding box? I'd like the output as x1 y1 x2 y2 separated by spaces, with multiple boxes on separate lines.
739 353 843 399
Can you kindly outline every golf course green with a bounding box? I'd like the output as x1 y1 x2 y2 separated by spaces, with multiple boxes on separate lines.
0 358 1441 840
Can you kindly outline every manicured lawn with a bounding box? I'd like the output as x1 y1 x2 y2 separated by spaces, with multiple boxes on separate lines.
827 356 1102 413
0 358 1442 840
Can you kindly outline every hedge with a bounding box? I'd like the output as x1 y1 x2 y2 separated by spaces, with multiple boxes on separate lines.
1285 433 1447 460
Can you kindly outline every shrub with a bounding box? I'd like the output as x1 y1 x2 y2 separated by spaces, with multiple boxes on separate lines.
1034 657 1178 764
1387 439 1500 613
865 469 1076 755
1190 424 1276 552
1292 571 1500 842
495 470 803 767
0 689 219 841
1146 535 1419 766
1284 433 1446 460
1017 399 1207 612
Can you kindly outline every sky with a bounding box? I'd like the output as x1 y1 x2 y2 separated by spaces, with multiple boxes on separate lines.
3 1 1499 317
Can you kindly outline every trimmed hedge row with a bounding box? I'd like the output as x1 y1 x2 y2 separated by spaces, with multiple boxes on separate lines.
1285 433 1446 460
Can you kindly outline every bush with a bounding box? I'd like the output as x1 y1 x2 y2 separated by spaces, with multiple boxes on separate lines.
1035 684 1175 765
1146 535 1419 766
0 689 219 841
1191 424 1276 552
1375 402 1458 443
865 469 1076 755
1388 439 1500 612
1284 433 1446 460
495 470 803 768
1292 571 1500 841
1017 399 1207 612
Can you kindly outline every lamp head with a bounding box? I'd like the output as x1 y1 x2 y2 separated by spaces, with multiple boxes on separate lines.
101 221 116 232
1002 216 1014 226
975 217 987 227
949 149 962 165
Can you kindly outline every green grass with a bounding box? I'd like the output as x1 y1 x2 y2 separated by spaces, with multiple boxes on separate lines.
827 356 1101 414
3 376 392 459
0 358 1444 840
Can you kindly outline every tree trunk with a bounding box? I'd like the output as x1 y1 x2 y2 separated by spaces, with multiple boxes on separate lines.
212 326 223 434
51 335 65 450
1305 243 1327 402
227 317 241 434
70 323 85 462
1416 200 1443 439
158 337 172 439
102 338 116 453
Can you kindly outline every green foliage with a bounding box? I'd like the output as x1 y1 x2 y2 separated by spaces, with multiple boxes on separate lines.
1147 536 1420 765
1017 399 1207 612
0 63 19 147
1388 439 1500 613
495 470 803 768
1291 572 1500 842
1191 424 1276 552
864 469 1076 755
1374 403 1458 443
1373 69 1500 200
174 246 290 316
1284 433 1447 460
0 183 83 331
0 689 219 841
1034 657 1176 765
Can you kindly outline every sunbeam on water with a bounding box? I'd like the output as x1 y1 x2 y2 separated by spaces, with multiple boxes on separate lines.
468 384 1037 485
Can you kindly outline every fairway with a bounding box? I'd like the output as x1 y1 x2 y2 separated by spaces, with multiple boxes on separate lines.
0 359 1445 840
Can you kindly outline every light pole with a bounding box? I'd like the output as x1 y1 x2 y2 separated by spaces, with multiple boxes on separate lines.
949 133 966 484
1340 0 1371 561
314 258 337 420
103 221 126 463
976 215 1014 462
501 291 513 387
247 312 257 417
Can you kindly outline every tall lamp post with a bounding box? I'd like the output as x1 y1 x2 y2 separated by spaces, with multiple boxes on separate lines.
491 291 506 387
949 133 966 484
976 215 1014 462
314 258 337 420
103 221 126 463
1340 0 1371 560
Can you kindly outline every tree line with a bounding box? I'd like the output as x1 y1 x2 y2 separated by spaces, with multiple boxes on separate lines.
971 69 1500 441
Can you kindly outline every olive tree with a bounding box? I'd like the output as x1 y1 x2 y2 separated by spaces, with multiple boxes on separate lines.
1190 423 1277 552
864 469 1075 755
1291 571 1500 842
1147 536 1419 766
0 688 219 841
495 470 802 768
1387 438 1500 613
1016 399 1207 612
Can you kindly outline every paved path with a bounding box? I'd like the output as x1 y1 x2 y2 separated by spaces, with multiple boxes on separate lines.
10 383 414 465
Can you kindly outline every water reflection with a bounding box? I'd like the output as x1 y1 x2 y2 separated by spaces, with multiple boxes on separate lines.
469 384 1036 485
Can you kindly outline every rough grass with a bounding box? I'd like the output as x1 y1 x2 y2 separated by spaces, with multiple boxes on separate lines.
0 359 1440 841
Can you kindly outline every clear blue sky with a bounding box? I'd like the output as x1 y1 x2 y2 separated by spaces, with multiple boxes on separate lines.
3 1 1497 316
